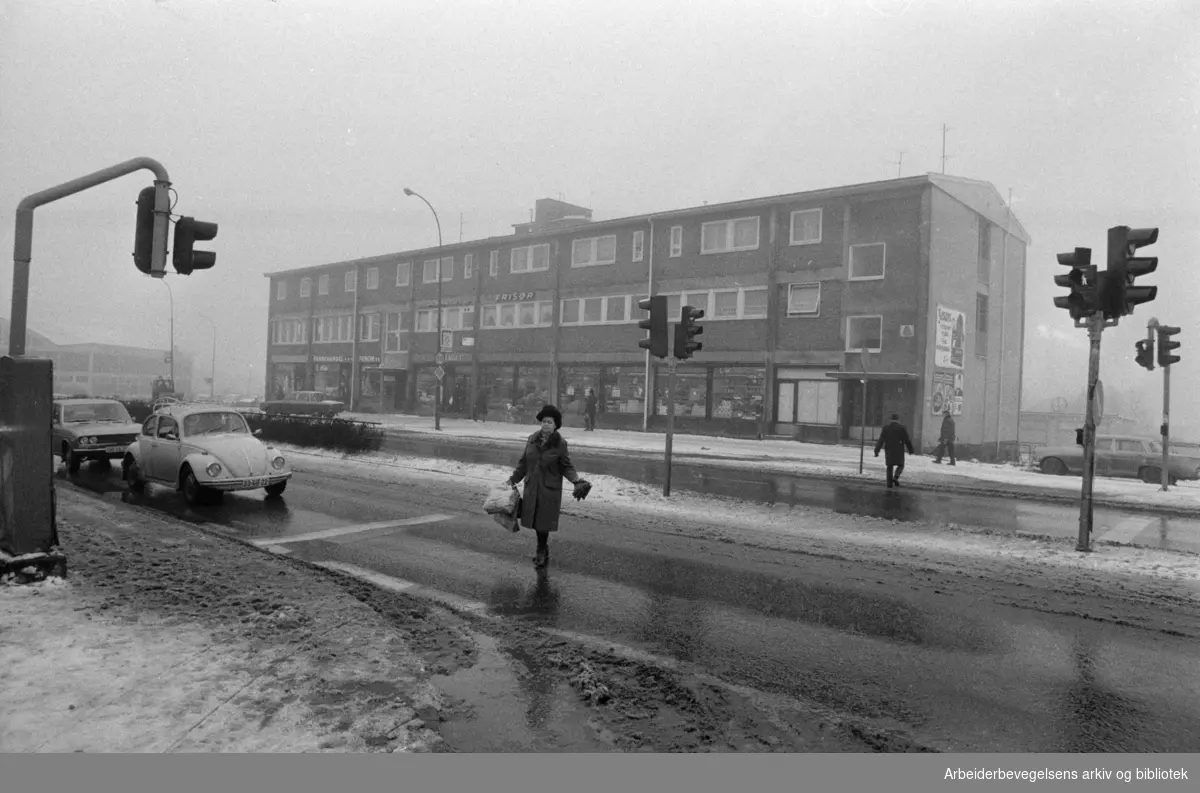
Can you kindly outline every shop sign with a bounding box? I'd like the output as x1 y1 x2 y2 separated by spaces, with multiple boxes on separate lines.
494 291 536 303
462 336 475 347
269 354 307 364
313 355 350 363
358 355 380 363
381 352 410 370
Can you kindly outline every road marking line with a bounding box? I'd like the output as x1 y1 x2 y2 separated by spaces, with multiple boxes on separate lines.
314 561 490 612
263 545 293 555
1101 516 1152 544
249 513 453 546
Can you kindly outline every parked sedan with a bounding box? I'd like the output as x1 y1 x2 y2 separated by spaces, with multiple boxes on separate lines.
1034 434 1200 485
53 398 143 473
259 390 345 418
122 405 292 506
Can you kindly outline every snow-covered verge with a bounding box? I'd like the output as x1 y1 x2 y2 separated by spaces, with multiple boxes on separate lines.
0 489 450 753
345 412 1200 513
279 444 1200 593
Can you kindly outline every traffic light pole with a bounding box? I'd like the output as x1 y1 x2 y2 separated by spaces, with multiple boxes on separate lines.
1161 362 1171 492
664 357 677 497
1077 313 1103 552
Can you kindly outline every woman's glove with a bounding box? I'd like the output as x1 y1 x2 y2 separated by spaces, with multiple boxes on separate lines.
572 479 592 501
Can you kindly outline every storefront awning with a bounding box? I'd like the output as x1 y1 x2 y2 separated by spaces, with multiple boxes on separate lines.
824 372 919 381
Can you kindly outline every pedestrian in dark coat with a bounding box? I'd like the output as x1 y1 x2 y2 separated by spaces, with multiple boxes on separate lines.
474 386 489 422
933 410 957 465
874 413 914 488
505 405 590 569
584 388 598 431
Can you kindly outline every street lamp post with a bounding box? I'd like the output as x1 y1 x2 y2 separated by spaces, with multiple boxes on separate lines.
403 187 444 431
161 278 175 389
198 314 217 398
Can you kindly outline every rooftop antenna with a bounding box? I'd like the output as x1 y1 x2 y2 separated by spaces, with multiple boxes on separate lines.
459 212 463 243
940 123 952 174
890 150 904 178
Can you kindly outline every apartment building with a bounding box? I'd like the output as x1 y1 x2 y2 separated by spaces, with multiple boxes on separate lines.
263 175 1029 458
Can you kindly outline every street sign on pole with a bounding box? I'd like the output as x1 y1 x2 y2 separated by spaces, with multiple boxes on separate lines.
440 331 453 352
434 352 446 365
1094 379 1104 423
433 366 445 381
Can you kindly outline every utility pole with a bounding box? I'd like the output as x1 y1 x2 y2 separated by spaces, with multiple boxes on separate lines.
1077 312 1103 552
664 357 676 497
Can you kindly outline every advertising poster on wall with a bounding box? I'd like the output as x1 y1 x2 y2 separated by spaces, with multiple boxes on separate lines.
931 369 963 415
934 304 966 369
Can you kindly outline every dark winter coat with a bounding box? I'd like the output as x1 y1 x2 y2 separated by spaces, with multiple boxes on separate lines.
475 388 489 413
509 430 580 533
874 420 915 465
939 415 956 443
585 393 598 418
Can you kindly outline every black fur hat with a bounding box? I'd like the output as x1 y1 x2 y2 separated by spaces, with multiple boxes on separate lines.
536 404 563 429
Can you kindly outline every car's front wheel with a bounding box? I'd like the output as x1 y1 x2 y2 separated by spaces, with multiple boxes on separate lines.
265 481 288 498
181 467 219 507
123 455 146 494
63 443 81 474
1040 457 1068 476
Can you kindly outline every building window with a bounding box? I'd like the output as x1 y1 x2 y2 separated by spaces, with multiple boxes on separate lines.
481 305 498 328
846 315 883 352
276 280 286 300
976 293 989 356
345 269 357 292
701 216 760 254
606 296 627 322
489 250 499 277
978 218 991 283
423 259 440 283
511 243 550 273
581 297 603 323
318 274 329 295
712 290 739 318
848 242 886 280
365 267 379 290
384 311 410 352
742 288 768 318
539 301 553 325
669 226 682 257
464 253 474 280
440 256 453 282
358 313 381 342
666 293 681 318
632 230 644 262
499 304 516 327
789 209 822 245
683 291 709 316
571 235 617 267
518 302 537 326
415 309 434 332
299 277 312 298
560 295 637 326
787 283 820 315
396 262 411 287
561 299 580 324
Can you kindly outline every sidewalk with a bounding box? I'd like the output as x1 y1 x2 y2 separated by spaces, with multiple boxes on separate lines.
343 411 1200 514
0 488 451 753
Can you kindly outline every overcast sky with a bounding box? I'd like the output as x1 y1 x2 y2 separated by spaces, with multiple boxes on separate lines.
1 0 1197 425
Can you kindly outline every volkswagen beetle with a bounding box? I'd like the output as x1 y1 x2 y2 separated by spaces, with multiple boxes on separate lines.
122 404 292 506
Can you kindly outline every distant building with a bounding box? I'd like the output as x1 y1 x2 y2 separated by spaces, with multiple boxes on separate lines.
1 318 193 400
263 174 1029 459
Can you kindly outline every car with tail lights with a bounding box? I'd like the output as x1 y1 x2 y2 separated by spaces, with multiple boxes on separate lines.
259 390 345 418
53 398 144 474
1034 434 1200 485
122 403 292 506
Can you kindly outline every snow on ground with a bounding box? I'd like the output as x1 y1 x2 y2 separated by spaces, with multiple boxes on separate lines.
342 412 1200 512
279 443 1200 589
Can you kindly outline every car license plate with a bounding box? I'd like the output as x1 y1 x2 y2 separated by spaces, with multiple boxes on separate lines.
245 477 268 488
105 446 125 453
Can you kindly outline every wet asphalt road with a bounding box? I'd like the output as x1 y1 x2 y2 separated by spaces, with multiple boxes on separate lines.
63 458 1200 753
381 433 1200 554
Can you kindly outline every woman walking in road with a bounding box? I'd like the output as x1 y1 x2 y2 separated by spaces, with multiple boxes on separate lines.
505 405 591 570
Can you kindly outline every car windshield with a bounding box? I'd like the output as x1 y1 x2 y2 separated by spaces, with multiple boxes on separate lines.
182 411 251 437
1154 441 1200 458
62 402 132 423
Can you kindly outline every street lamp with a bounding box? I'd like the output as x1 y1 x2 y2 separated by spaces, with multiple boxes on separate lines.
403 186 444 431
198 313 217 398
161 278 175 389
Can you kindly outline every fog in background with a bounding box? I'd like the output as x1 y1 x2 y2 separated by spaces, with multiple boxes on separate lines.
1 0 1196 428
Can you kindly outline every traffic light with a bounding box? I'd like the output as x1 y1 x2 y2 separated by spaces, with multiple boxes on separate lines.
1134 337 1155 371
1157 325 1181 368
637 296 668 358
674 305 704 359
1075 427 1084 446
132 186 156 275
1053 247 1099 320
1103 225 1158 319
173 216 219 275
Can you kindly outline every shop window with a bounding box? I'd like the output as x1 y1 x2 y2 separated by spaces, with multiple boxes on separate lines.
519 302 537 327
711 367 765 420
500 304 516 327
604 366 646 415
481 305 498 328
656 368 708 418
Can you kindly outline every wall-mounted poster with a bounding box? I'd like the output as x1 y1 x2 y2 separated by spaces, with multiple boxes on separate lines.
935 304 966 369
931 369 964 415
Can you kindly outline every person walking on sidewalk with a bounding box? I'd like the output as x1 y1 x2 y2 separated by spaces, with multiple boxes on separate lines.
474 385 490 422
584 388 598 432
505 405 591 570
933 409 957 465
874 413 914 489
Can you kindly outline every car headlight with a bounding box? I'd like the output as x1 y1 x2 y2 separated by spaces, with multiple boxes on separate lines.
272 455 286 470
205 462 222 477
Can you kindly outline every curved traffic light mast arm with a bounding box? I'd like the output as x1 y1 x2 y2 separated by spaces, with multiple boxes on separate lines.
10 157 171 356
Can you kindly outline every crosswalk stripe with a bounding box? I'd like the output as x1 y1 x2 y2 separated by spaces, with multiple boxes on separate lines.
249 513 452 546
1101 516 1152 544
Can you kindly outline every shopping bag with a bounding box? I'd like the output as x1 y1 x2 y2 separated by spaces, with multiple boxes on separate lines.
483 484 519 516
492 511 520 532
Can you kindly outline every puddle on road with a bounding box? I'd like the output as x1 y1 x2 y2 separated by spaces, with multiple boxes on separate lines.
430 631 617 752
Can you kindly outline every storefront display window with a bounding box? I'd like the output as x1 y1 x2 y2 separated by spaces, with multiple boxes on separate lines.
558 366 601 417
479 365 517 413
711 367 765 421
604 366 645 415
655 368 708 417
313 363 350 402
514 365 551 410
